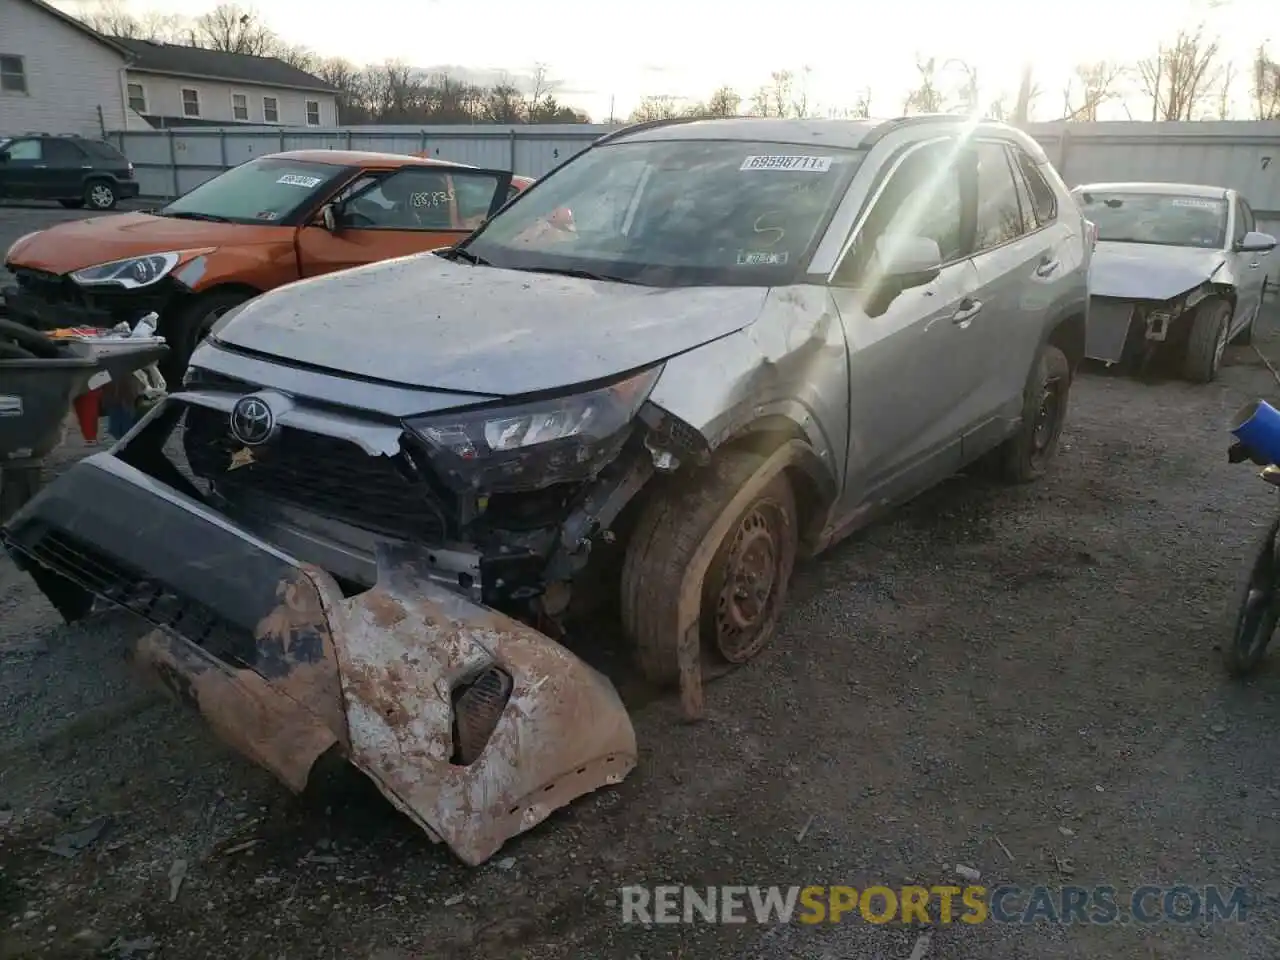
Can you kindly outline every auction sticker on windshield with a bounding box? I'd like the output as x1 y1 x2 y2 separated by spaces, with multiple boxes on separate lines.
277 174 324 187
1170 198 1219 209
740 155 833 173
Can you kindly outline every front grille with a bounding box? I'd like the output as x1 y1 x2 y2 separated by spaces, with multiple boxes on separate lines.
181 404 450 540
22 526 255 666
13 267 76 305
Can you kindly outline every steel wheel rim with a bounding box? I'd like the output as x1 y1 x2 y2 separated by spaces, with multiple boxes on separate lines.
714 502 784 663
1032 376 1064 456
90 185 113 208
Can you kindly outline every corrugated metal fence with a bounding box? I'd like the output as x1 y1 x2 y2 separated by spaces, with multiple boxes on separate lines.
109 124 606 199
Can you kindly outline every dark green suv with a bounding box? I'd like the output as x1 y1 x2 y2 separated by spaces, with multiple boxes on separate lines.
0 134 139 210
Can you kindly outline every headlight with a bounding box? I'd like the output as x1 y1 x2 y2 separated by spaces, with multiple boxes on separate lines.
70 252 183 289
406 365 663 494
4 230 42 263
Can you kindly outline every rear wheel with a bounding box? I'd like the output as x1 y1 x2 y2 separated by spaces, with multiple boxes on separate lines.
620 450 799 685
84 179 117 211
1225 516 1280 676
994 343 1071 484
1183 298 1232 383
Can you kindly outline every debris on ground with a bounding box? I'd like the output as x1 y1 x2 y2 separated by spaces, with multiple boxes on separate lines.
796 815 816 842
39 815 110 859
168 858 188 902
104 936 158 958
955 864 981 881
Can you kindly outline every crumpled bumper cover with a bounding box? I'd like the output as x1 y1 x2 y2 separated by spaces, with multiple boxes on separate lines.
2 453 637 866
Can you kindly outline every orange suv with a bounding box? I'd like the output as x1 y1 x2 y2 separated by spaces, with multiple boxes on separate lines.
1 151 534 381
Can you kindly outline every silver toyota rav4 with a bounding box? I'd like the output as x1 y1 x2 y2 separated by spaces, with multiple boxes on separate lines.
3 115 1091 866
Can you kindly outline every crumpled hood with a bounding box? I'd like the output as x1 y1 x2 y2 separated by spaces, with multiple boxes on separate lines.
5 212 275 274
1089 241 1226 301
213 254 771 395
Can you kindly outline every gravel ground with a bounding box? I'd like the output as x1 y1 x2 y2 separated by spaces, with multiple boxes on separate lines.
4 205 1280 959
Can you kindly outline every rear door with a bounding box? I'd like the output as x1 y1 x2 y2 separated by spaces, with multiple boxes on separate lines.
1230 195 1266 332
961 140 1067 455
42 137 88 199
296 165 513 277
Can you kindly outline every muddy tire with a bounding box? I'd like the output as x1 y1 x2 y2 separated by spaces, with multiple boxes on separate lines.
1184 298 1232 383
161 289 253 385
1225 516 1280 676
620 450 798 686
994 344 1071 485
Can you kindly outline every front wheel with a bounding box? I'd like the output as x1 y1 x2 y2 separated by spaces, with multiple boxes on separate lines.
160 289 253 385
994 343 1071 484
1183 298 1232 383
1225 516 1280 676
620 450 799 685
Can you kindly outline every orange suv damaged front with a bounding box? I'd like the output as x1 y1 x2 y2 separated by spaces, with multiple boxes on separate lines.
0 151 533 382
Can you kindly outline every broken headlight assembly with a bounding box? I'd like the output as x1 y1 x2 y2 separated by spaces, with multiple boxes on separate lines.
407 365 663 494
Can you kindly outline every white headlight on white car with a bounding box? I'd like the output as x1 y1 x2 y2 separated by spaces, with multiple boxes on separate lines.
70 252 183 289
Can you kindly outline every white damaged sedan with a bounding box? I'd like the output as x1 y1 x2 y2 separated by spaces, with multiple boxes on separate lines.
1074 181 1276 382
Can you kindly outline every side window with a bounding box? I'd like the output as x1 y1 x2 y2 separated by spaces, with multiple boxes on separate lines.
1014 150 1057 227
44 138 84 166
342 167 497 231
1006 146 1037 235
1234 198 1255 243
450 172 506 229
5 138 41 161
974 141 1026 251
857 140 966 271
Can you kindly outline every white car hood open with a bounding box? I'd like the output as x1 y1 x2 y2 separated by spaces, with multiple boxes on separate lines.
1089 241 1226 302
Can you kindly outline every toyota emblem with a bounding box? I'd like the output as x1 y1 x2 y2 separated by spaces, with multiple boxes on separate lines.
229 395 275 446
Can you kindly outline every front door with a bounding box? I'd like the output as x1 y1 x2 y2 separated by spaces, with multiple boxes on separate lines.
827 137 981 509
41 136 91 200
296 166 514 277
1230 196 1268 333
0 137 46 199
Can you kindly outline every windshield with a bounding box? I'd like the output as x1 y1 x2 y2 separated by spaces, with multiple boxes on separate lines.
159 157 343 224
463 139 863 286
1075 190 1227 249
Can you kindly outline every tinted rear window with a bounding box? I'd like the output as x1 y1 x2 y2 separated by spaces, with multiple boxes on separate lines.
79 140 128 163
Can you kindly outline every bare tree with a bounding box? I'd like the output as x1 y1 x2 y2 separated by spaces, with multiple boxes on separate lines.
705 85 742 117
769 70 794 117
1216 59 1237 118
482 74 525 123
790 66 813 118
1062 61 1126 120
524 63 557 118
944 59 981 114
850 87 872 118
1138 26 1223 120
903 56 944 113
1011 63 1040 125
1253 44 1280 119
629 94 680 123
192 3 277 55
75 0 186 41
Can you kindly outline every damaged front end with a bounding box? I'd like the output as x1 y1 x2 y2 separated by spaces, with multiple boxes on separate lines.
1085 285 1219 369
0 365 678 863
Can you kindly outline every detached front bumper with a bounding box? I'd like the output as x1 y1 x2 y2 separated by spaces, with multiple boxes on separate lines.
2 454 637 866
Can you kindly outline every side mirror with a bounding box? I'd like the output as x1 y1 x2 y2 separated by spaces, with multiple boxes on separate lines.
320 203 338 233
1237 230 1277 254
874 235 942 290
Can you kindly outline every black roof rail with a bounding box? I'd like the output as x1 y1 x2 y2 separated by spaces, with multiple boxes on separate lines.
861 113 1001 148
592 114 708 147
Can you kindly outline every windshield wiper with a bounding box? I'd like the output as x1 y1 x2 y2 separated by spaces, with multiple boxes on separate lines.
157 211 233 223
439 246 491 266
514 265 642 285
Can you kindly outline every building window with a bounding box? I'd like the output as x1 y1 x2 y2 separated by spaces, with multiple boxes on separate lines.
231 92 249 121
0 54 27 94
306 99 321 126
127 82 147 113
181 87 200 117
263 96 279 123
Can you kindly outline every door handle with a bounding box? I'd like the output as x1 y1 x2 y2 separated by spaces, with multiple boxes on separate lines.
32 164 46 169
1250 261 1261 269
1035 257 1061 277
952 299 983 325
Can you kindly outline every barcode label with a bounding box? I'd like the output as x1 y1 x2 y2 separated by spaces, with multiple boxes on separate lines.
740 155 833 173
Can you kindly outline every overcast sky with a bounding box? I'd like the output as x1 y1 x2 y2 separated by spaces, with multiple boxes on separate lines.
59 0 1280 122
